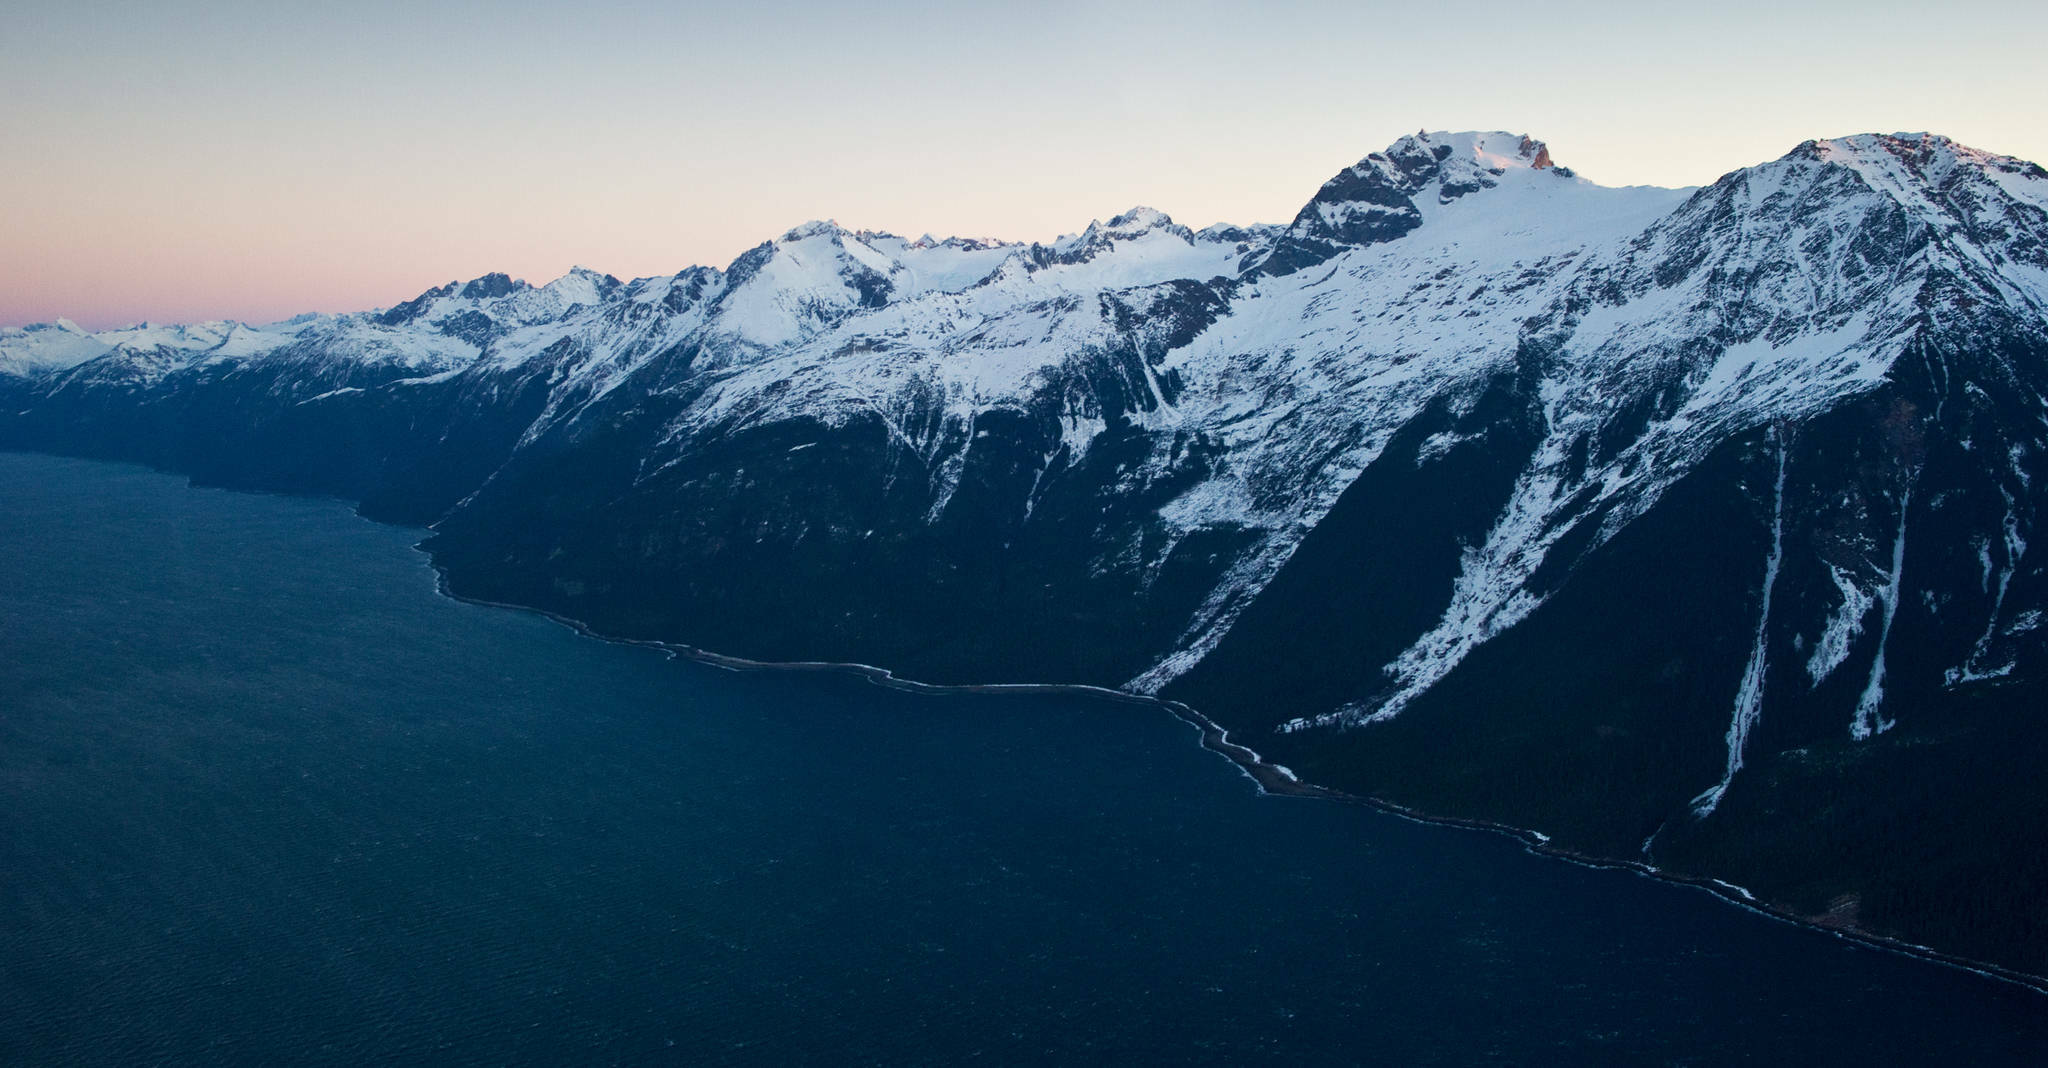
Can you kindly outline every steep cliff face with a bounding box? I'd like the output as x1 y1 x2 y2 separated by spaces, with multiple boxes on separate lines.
6 130 2047 976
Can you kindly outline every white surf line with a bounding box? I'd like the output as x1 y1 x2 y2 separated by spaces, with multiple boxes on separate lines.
1692 431 1788 818
1852 484 1911 740
1711 878 1759 902
408 545 1313 796
398 533 2048 1000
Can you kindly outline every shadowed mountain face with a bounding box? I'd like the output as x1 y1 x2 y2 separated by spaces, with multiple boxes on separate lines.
7 130 2048 978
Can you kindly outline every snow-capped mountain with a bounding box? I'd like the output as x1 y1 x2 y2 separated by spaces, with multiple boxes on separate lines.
0 319 111 378
6 129 2047 982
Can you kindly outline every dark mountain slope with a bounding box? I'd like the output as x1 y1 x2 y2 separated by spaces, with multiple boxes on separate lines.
5 130 2046 978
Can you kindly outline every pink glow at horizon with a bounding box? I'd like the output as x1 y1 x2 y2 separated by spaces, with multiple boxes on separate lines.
6 0 2044 330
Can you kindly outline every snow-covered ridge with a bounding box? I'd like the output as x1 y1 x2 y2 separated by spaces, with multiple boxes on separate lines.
0 130 1556 386
1316 130 1561 203
0 130 1569 384
15 128 2041 387
12 130 2048 981
1278 130 2048 727
10 129 2046 725
1274 130 1577 258
0 319 110 377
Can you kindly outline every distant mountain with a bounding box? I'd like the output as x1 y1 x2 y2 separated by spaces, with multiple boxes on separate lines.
7 129 2047 983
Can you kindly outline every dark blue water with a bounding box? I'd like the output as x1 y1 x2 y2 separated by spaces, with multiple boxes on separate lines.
1 452 2043 1065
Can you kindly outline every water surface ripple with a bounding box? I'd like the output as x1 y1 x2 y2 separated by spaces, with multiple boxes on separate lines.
2 453 2042 1064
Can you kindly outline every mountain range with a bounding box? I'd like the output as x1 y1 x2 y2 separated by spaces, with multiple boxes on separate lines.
6 129 2046 982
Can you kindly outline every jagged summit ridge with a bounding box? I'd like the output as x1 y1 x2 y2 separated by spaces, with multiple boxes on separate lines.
9 130 2044 493
6 129 2048 978
9 126 2046 436
1251 130 1578 275
1802 130 2048 182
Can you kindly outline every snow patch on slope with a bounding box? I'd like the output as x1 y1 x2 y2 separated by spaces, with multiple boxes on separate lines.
1694 433 1790 818
1853 488 1912 740
1809 567 1878 685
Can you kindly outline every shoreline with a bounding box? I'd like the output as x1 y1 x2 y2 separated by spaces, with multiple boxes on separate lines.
11 448 2046 998
417 546 2048 1001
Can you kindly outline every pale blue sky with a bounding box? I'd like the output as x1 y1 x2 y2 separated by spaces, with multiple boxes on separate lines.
5 0 2043 327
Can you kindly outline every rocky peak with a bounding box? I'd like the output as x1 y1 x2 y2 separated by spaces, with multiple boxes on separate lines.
377 281 459 326
542 266 623 306
1282 130 1566 257
1774 132 2048 281
778 219 850 243
1102 206 1183 237
1796 132 2040 179
459 272 528 300
1035 206 1197 270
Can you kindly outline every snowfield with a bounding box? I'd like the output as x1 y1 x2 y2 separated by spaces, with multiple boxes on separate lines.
8 128 2045 727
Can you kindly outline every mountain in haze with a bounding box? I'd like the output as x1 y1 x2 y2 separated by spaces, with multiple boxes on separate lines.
5 129 2047 982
